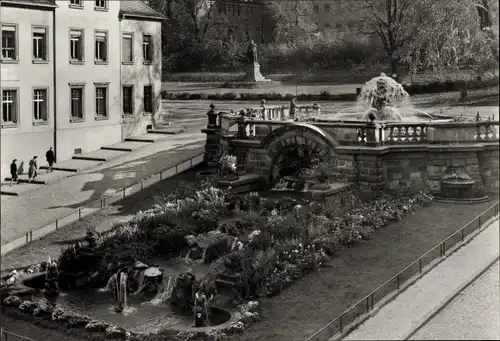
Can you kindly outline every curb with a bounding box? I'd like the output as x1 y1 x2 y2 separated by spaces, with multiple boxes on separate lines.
402 254 500 340
325 216 499 341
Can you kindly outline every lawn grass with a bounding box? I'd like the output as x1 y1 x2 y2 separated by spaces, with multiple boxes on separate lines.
227 200 496 341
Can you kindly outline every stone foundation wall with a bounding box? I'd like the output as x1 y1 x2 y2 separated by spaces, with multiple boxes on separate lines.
478 148 500 193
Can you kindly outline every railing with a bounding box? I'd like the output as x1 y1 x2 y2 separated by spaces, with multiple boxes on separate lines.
1 329 38 341
221 118 499 146
306 200 500 341
0 152 204 255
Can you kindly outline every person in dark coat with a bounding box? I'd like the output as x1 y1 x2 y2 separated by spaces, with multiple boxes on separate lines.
28 156 38 182
290 96 297 120
45 147 55 173
10 159 18 186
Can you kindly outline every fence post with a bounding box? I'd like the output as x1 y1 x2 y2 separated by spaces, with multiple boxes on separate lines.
79 208 82 220
29 231 33 242
123 188 126 198
442 241 446 255
141 180 144 191
366 296 369 312
461 228 464 242
370 293 374 309
55 219 58 229
419 258 422 273
160 171 163 180
478 215 482 228
25 232 29 244
397 274 400 290
339 314 343 332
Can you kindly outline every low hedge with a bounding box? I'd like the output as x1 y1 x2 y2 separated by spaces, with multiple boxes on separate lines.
161 91 358 102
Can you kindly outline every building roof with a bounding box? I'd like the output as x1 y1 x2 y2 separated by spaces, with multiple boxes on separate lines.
120 1 167 21
1 0 57 8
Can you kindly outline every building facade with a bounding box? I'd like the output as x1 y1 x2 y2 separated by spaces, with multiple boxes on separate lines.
0 0 165 177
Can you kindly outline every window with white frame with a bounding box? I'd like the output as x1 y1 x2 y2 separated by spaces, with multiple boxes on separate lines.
70 29 84 61
33 27 48 61
2 89 18 125
33 89 48 122
95 86 108 118
70 0 83 7
95 31 108 62
143 85 153 113
142 35 153 63
95 0 107 9
122 86 133 116
70 86 84 120
122 33 133 63
1 25 17 60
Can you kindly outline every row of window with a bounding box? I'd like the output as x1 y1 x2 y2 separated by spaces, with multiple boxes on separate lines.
314 4 331 13
70 0 108 10
1 26 153 64
1 85 153 126
218 3 254 16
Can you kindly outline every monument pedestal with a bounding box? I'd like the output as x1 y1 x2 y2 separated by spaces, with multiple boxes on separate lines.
245 63 271 83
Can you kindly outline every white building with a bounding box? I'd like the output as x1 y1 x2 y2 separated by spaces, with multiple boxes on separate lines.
0 0 165 177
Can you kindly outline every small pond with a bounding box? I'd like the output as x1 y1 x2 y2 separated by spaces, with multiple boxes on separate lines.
31 288 229 334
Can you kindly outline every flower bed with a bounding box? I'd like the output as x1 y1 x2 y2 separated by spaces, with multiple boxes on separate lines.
2 179 433 340
2 295 259 341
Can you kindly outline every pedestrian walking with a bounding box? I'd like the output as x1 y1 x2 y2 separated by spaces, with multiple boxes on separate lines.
28 156 38 182
290 96 297 120
45 147 55 173
10 159 18 186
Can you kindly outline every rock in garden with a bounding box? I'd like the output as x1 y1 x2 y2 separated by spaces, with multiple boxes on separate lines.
18 300 36 313
185 235 197 247
67 313 92 328
33 298 53 316
133 261 149 270
241 311 260 323
3 295 21 307
51 308 68 322
105 325 127 338
247 301 259 311
85 320 108 332
228 321 245 333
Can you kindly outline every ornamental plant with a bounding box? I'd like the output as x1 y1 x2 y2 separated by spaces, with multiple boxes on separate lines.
219 154 238 175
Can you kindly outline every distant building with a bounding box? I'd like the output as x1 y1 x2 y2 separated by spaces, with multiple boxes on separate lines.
211 0 274 43
0 0 165 177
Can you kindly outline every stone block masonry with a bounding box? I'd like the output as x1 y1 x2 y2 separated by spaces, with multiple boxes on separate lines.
210 123 499 197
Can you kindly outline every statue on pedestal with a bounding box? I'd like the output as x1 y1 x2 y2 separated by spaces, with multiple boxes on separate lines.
247 40 259 65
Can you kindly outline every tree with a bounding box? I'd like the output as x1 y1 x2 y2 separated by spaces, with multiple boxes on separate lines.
335 0 498 80
267 0 318 44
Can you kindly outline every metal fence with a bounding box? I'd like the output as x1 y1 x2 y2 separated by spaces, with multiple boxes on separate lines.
1 153 204 255
306 200 500 341
1 329 37 341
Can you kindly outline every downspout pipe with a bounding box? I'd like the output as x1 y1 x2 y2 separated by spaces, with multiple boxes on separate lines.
52 7 57 161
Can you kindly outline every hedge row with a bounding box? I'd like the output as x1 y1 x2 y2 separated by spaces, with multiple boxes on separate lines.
161 76 498 101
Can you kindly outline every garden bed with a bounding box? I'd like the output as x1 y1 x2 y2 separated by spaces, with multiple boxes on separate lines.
1 178 437 341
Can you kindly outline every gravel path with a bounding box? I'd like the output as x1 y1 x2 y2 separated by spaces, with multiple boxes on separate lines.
410 260 500 340
342 218 499 341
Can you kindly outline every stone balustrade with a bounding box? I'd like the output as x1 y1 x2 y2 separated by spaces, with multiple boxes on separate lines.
227 119 500 146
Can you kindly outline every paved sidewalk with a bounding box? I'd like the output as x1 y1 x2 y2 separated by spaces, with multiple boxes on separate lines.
0 128 206 245
342 218 500 341
409 260 499 340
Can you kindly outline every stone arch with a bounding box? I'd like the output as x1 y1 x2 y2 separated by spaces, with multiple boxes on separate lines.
260 123 338 184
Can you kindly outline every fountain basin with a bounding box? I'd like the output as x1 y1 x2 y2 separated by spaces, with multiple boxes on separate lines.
24 287 233 334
